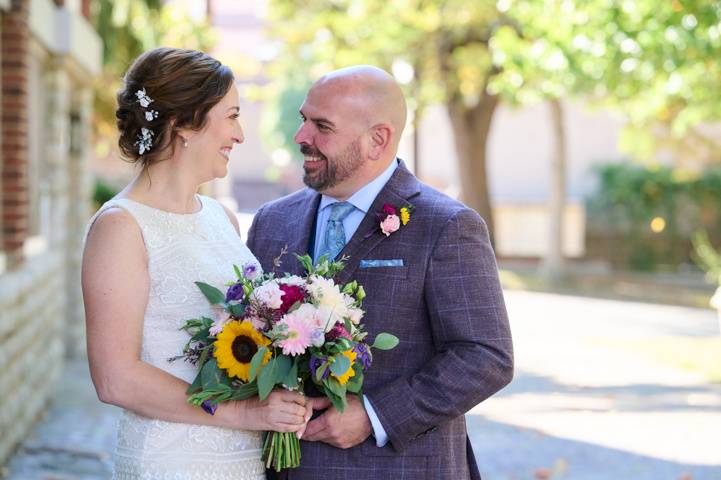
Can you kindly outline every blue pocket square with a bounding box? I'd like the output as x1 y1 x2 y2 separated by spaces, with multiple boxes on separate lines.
359 259 404 268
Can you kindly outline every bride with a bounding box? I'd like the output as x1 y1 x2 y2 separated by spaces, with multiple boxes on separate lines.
82 47 309 479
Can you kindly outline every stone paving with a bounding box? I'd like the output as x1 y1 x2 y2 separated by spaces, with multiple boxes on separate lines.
3 290 721 479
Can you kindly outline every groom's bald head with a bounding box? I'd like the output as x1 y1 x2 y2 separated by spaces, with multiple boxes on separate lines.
312 65 408 146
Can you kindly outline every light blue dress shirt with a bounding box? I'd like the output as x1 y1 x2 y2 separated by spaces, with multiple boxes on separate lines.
313 159 398 448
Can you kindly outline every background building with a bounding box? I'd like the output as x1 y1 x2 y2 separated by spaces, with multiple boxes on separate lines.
0 0 100 465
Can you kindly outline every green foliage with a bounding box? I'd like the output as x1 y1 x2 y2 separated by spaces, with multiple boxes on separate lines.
90 1 216 150
263 0 507 159
692 231 721 286
92 177 119 209
587 162 721 270
495 0 721 160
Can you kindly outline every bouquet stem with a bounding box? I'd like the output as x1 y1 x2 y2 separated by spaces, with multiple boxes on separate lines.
263 431 301 472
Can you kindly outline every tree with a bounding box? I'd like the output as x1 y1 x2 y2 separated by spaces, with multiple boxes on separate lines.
89 0 216 154
265 0 513 239
265 0 721 245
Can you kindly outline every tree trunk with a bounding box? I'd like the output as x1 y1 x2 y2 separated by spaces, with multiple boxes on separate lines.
412 107 421 178
446 91 500 244
541 98 567 281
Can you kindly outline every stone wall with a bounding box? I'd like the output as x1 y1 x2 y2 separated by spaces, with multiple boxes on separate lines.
0 251 66 464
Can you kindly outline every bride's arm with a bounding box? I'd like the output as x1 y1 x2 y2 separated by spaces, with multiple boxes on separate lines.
82 208 307 432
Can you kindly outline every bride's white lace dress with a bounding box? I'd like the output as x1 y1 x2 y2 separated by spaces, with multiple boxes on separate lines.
87 195 265 480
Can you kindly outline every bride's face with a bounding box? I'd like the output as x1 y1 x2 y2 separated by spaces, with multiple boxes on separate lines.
188 86 244 181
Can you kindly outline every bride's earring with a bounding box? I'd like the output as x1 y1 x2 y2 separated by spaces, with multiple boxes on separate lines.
182 137 189 148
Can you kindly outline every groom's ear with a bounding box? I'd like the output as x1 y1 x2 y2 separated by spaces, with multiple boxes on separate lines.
368 123 392 161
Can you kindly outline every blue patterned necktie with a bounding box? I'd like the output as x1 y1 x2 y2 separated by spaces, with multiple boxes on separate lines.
316 201 356 263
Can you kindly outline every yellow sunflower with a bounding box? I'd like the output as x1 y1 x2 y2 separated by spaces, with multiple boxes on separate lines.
331 349 357 385
399 207 411 225
214 320 271 381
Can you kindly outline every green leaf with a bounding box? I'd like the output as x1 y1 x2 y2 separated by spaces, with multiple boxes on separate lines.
323 379 347 412
372 333 399 350
315 361 330 383
195 282 226 305
200 358 221 390
228 303 246 318
283 357 299 389
257 357 277 400
186 371 203 395
234 264 242 279
294 253 314 274
249 346 268 382
345 367 363 393
329 355 350 377
229 382 259 400
273 354 293 384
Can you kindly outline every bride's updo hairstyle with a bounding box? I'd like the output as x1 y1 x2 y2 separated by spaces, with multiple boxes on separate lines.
116 47 234 167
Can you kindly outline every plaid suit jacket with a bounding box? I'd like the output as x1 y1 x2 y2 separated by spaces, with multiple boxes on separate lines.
247 162 514 479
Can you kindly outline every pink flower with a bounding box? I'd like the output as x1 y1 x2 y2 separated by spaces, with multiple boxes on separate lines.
380 214 401 236
277 309 314 356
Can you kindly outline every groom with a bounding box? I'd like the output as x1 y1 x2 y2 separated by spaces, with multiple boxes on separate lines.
247 65 513 479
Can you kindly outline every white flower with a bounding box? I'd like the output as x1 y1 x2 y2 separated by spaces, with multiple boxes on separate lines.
278 275 305 287
314 304 340 332
251 281 284 310
307 276 350 322
144 110 159 121
135 88 154 108
135 127 154 155
347 306 364 325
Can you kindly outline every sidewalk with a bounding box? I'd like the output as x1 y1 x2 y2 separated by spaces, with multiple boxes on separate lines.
4 290 721 479
470 290 721 480
2 361 118 479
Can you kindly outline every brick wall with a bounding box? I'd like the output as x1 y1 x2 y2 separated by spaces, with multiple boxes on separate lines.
1 0 29 268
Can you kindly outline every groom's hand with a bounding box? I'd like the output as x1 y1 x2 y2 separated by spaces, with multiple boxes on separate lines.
302 395 371 449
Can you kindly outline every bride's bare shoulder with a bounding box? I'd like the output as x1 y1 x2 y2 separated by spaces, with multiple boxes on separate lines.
84 206 145 262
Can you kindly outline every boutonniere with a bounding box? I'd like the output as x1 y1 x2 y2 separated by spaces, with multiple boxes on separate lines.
377 203 414 236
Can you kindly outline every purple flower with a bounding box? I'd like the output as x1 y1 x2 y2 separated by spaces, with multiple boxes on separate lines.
353 343 372 370
225 283 244 303
309 355 330 380
243 262 259 280
310 329 325 347
201 400 218 415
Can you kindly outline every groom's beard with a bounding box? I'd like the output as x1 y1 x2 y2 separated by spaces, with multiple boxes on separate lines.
301 140 364 192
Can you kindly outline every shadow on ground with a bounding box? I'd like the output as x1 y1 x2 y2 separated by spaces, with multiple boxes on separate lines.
469 415 721 480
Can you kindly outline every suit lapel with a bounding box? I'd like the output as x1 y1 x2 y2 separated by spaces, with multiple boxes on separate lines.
335 161 421 285
280 190 321 276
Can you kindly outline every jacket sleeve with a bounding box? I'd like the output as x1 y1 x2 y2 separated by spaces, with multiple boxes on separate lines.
365 208 514 452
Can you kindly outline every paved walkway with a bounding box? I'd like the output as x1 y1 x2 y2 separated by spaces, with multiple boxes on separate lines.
470 290 721 480
4 290 721 479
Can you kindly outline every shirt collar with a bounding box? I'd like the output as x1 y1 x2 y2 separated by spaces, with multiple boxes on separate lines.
319 159 399 214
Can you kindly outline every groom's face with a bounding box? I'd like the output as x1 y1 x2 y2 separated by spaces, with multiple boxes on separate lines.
295 84 370 198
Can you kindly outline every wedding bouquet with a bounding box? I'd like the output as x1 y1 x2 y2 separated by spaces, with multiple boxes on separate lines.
174 253 398 471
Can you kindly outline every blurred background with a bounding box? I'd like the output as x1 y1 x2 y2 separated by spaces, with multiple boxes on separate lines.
1 0 720 479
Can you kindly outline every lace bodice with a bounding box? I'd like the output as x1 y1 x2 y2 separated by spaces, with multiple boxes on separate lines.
86 195 265 480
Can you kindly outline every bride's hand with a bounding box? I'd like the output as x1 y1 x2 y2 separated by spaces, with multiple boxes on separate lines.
238 390 309 432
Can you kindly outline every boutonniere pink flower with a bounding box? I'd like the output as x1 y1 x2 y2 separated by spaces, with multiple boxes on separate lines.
376 203 414 237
